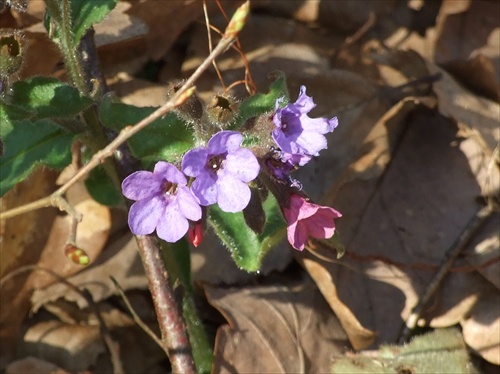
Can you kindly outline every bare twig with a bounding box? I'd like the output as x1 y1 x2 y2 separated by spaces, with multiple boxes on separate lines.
110 276 167 356
0 21 236 222
398 205 494 343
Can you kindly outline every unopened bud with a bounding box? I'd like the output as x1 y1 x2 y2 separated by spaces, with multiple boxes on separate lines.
166 80 203 123
0 29 26 78
64 243 90 266
188 221 204 247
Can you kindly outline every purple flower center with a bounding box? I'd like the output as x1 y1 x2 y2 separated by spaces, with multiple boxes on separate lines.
162 181 178 195
207 152 227 173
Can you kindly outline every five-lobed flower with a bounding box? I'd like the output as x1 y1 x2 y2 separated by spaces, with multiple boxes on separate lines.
182 130 260 213
282 194 342 251
272 85 338 166
122 161 202 243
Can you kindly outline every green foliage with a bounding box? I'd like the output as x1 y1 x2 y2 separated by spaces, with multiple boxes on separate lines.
0 119 74 196
70 0 118 46
45 0 118 48
85 165 122 206
99 94 195 164
331 329 478 374
231 73 288 129
0 77 91 196
208 193 286 272
0 77 92 137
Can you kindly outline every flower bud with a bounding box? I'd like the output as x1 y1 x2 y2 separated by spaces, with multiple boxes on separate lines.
64 243 90 266
0 29 26 78
206 94 238 128
166 80 203 123
188 221 204 247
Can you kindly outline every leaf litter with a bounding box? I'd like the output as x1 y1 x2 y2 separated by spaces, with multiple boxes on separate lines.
1 0 498 372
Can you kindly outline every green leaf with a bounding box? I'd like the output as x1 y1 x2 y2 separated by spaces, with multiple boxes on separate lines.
99 94 195 163
85 165 122 206
331 329 477 374
7 77 93 120
232 73 288 129
208 194 286 272
70 0 118 46
0 119 74 196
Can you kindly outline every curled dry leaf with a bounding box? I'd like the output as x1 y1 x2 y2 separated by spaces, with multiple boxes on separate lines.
321 95 498 354
433 0 500 101
20 320 104 372
205 275 350 373
295 254 376 350
31 233 147 311
0 168 59 366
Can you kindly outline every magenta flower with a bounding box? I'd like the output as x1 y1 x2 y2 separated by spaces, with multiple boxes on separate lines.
181 131 260 213
122 162 202 243
282 194 342 251
272 85 338 166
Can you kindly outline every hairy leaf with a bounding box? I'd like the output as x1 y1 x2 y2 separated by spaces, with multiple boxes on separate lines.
0 119 74 196
99 94 195 163
6 77 92 122
208 194 286 272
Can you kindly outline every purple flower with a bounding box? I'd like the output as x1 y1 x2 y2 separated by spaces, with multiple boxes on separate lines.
182 131 260 213
272 85 338 166
122 162 202 243
282 194 342 251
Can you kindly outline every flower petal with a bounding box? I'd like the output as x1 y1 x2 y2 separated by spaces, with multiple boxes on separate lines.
156 202 189 242
224 148 260 182
191 173 217 206
216 174 251 212
293 85 316 113
182 148 209 177
127 195 164 235
287 221 309 251
207 130 242 153
154 161 187 185
122 171 161 200
295 129 328 157
177 186 202 221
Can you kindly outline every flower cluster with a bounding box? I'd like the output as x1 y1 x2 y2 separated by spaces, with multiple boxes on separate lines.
122 85 341 251
122 131 260 243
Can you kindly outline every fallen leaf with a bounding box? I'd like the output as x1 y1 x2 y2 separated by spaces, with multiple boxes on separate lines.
205 274 350 373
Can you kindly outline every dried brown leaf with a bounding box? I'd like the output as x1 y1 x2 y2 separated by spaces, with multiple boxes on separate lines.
32 233 147 311
205 276 350 373
433 0 500 101
0 168 59 365
20 321 104 372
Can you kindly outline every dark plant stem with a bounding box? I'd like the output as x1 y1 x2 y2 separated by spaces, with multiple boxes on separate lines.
136 235 197 373
77 29 196 373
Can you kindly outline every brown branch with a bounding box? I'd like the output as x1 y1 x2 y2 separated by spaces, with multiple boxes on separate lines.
135 235 195 372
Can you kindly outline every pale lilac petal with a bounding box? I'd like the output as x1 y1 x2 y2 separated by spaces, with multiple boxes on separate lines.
127 195 164 235
154 161 187 185
224 148 260 182
122 171 161 200
207 131 242 153
182 148 209 177
300 115 338 134
293 85 316 113
217 174 251 212
295 130 328 157
176 186 202 221
191 173 217 206
156 202 189 242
